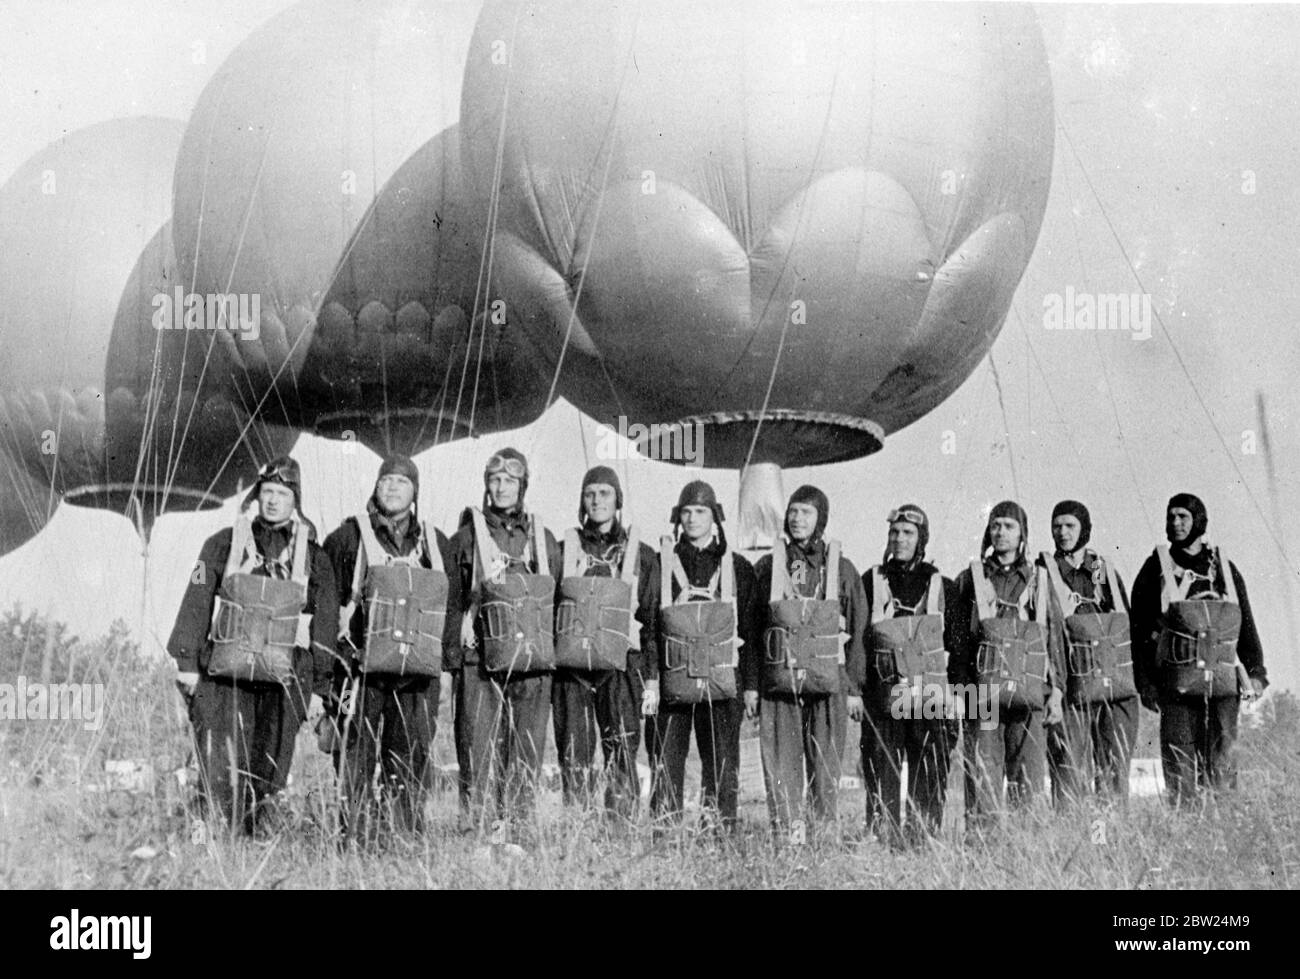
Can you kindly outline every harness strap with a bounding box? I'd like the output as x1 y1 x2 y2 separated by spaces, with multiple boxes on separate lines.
226 513 307 585
826 540 840 601
563 528 582 578
620 525 640 582
672 555 721 604
872 567 943 624
772 538 839 602
969 558 996 618
1157 544 1236 610
531 515 549 578
1040 551 1079 617
660 536 674 607
1217 547 1239 604
970 558 1039 622
1102 555 1127 614
870 567 888 624
1032 566 1047 624
926 571 942 617
225 515 252 579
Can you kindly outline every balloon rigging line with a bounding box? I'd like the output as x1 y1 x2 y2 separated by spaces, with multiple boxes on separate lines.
985 349 1021 502
740 34 845 474
1013 302 1090 484
467 6 522 445
445 49 512 451
1053 143 1157 538
717 17 855 399
1058 117 1296 575
45 193 86 525
540 6 644 421
162 132 278 516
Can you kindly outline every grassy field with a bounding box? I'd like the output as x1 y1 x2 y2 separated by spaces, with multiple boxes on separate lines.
1 610 1296 889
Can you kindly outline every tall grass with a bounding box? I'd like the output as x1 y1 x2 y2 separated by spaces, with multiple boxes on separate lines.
1 609 1296 889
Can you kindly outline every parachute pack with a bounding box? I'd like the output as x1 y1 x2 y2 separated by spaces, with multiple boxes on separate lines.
554 527 641 673
471 509 555 675
342 513 448 678
658 538 739 706
970 560 1051 712
763 542 846 698
207 515 311 685
869 568 947 713
1155 546 1244 699
1040 551 1135 705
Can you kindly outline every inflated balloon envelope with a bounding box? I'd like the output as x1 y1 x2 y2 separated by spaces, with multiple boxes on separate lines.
101 220 300 538
169 0 507 459
0 118 181 555
458 0 1054 470
311 124 554 455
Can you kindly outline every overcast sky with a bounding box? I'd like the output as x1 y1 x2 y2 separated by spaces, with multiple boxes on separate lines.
1 2 1297 692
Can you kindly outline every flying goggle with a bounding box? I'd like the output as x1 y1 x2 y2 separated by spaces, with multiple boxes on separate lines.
485 454 527 479
887 508 927 527
257 461 298 485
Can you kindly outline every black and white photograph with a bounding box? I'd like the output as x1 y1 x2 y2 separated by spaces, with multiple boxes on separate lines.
0 0 1294 921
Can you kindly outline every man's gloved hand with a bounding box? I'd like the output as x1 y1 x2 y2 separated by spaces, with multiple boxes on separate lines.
1138 683 1161 714
316 713 338 754
641 679 660 717
743 689 760 720
460 609 479 651
307 693 325 725
846 694 865 723
175 671 199 704
1045 687 1064 726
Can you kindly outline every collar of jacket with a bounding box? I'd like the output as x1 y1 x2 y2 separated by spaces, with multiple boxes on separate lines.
983 554 1031 583
678 534 725 560
371 507 416 552
785 536 825 565
251 515 294 548
579 519 624 547
884 557 937 579
676 534 726 584
484 504 527 534
1054 547 1097 570
1169 540 1213 571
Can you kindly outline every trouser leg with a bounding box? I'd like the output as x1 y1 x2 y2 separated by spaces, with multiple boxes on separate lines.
1160 695 1200 806
1056 704 1093 806
647 706 691 822
803 693 844 824
551 670 599 807
338 676 386 842
696 697 742 827
863 707 904 841
1205 696 1240 792
499 672 551 822
380 677 436 833
595 668 643 819
1045 719 1071 807
759 694 806 831
906 718 950 837
455 664 504 827
860 699 891 832
1096 697 1138 801
1004 707 1046 808
190 675 250 829
966 717 1008 821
